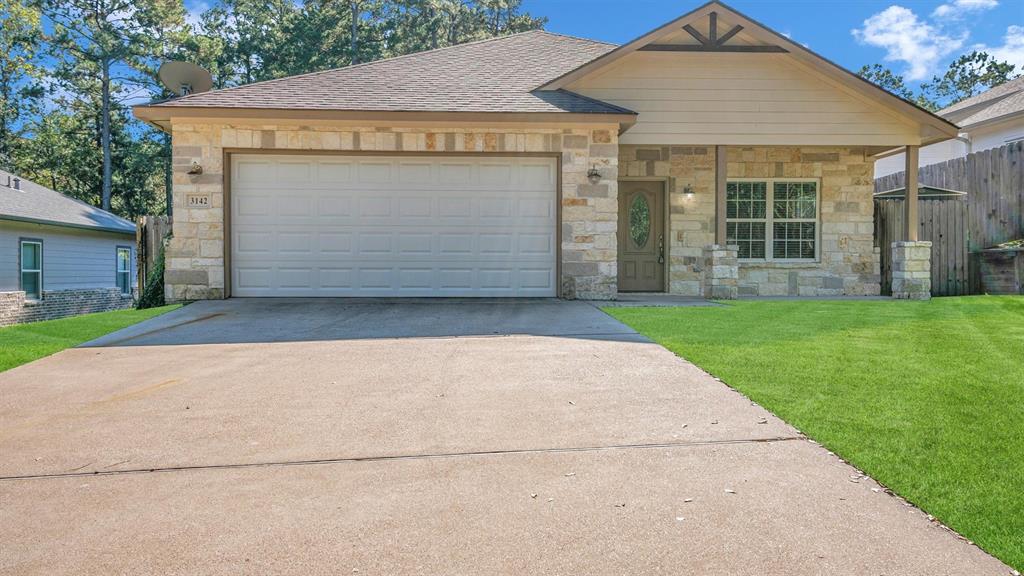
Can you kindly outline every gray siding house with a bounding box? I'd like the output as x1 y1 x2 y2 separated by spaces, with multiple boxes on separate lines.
0 171 137 326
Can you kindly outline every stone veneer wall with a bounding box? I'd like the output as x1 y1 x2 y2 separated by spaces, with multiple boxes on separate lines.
891 241 932 300
619 145 880 297
0 288 135 327
168 123 621 301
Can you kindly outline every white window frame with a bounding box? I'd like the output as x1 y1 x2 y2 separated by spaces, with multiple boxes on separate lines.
19 239 43 301
116 246 132 295
727 178 820 263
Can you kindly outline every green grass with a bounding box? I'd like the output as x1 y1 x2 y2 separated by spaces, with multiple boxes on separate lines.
0 305 180 373
605 296 1024 570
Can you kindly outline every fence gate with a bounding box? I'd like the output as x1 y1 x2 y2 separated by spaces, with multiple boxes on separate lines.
874 197 971 296
136 215 172 294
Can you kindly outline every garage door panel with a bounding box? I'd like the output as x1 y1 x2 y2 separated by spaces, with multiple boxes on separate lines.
439 162 473 185
398 162 433 183
317 161 353 184
319 233 353 254
231 155 556 297
357 162 393 183
398 233 434 255
278 161 312 183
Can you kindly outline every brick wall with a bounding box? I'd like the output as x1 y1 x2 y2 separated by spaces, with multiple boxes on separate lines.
619 145 881 297
169 123 621 300
0 289 135 327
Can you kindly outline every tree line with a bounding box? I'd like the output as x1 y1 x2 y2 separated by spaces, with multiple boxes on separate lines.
1 0 1019 220
857 52 1019 112
0 0 544 218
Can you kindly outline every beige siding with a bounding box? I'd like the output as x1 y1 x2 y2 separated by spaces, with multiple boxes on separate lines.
569 52 920 146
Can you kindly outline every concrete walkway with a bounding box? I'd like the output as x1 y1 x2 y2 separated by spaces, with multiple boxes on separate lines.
0 300 1010 575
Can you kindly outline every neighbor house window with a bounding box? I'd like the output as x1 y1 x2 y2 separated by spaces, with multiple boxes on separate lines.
20 239 42 300
116 247 131 295
727 179 818 261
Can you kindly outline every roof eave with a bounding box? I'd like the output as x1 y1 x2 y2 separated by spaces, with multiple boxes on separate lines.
0 214 135 235
133 105 637 127
960 108 1024 132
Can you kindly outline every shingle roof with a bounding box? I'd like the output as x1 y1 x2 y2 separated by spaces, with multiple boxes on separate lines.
148 30 630 115
941 76 1024 115
949 86 1024 128
0 170 136 235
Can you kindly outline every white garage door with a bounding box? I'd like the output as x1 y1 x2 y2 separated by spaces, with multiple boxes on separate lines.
230 154 557 297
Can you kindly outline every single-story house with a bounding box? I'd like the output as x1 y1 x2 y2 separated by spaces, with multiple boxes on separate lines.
0 170 137 326
134 0 956 301
876 76 1024 178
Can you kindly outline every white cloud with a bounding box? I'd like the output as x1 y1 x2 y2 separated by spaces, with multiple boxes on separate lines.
972 25 1024 71
933 0 999 19
852 5 966 80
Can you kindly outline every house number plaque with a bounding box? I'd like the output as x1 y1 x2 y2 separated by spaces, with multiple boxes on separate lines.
187 194 211 208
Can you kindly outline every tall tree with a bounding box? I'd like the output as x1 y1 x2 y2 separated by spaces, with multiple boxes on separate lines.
191 0 296 86
0 0 45 170
857 64 937 110
921 51 1019 108
34 0 186 210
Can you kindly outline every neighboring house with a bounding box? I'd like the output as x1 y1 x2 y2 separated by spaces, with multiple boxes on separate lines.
875 77 1024 178
134 0 956 300
0 171 137 326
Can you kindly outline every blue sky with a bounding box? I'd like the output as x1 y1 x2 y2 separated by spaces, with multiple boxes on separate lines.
177 0 1022 88
521 0 1024 87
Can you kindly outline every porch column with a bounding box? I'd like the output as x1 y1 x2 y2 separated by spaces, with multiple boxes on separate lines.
903 145 919 241
891 144 931 299
715 144 728 244
701 144 738 299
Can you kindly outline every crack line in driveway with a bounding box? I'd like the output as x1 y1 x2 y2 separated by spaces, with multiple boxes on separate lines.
1 435 804 482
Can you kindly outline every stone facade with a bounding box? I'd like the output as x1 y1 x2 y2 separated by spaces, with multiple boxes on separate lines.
891 241 932 300
0 288 135 327
619 145 881 297
168 123 621 301
701 244 739 299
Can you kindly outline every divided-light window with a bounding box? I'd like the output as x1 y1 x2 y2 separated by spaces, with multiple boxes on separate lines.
116 247 131 295
726 179 818 261
20 240 42 300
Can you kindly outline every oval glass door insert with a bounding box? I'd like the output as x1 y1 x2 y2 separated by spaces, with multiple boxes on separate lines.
629 193 651 248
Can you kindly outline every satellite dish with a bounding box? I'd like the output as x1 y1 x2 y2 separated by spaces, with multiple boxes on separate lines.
158 61 213 97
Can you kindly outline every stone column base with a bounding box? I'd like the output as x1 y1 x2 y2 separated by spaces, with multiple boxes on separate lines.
891 241 932 300
702 244 739 300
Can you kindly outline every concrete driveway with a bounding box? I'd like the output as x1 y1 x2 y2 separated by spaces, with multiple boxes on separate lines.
0 299 1009 575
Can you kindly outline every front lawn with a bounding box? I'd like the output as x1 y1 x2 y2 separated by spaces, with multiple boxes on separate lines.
0 305 180 373
605 296 1024 570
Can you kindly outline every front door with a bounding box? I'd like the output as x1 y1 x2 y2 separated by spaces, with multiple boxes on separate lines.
618 181 665 292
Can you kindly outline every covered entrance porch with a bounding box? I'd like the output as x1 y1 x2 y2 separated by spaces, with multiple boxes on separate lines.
616 144 930 299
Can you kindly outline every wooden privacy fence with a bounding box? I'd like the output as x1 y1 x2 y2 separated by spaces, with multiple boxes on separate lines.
874 142 1024 295
136 214 172 293
874 196 972 295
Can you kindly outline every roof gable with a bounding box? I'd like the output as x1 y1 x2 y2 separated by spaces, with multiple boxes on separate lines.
540 1 958 145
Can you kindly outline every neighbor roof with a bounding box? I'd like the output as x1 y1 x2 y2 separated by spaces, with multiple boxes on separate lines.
141 30 626 115
0 170 136 235
939 77 1024 129
874 185 967 198
941 76 1024 115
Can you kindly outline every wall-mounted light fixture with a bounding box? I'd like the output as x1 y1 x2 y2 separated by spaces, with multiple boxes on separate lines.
187 161 204 175
586 165 602 185
683 184 695 199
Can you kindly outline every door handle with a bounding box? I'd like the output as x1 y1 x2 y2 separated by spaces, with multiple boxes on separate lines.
658 234 665 264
